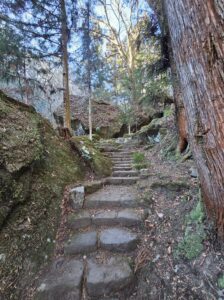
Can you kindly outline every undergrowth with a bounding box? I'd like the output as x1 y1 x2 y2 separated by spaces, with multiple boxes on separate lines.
176 190 206 260
132 152 148 170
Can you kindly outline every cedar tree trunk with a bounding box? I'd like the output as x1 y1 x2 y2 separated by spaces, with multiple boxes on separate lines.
164 0 224 234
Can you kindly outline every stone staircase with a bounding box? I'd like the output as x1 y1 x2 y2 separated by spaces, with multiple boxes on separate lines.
35 140 144 300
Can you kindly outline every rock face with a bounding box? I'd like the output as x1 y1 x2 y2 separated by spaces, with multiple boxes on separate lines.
54 96 123 138
0 91 87 299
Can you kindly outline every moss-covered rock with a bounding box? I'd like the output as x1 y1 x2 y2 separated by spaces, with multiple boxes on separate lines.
70 136 112 177
0 92 88 299
133 117 167 143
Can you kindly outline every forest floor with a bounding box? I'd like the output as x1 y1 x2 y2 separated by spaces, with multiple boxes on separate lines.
132 141 224 300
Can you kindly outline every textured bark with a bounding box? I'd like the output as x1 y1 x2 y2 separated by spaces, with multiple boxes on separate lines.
147 0 188 151
60 0 71 130
170 56 188 153
164 0 224 234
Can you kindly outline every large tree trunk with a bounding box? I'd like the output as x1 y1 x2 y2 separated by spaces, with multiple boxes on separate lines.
60 0 71 130
169 53 188 153
164 0 224 235
147 0 188 153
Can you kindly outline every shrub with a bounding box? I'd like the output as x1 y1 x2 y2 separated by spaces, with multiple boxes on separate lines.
132 152 148 170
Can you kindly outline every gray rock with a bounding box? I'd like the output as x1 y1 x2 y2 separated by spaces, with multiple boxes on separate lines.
99 228 139 252
140 168 150 179
64 231 97 255
70 186 85 209
86 257 134 297
67 211 91 230
190 167 198 178
117 209 142 226
85 186 138 208
92 210 117 226
35 259 83 300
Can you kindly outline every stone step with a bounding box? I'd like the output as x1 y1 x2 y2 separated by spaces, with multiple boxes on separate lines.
64 228 139 255
67 209 143 230
109 153 133 158
113 166 132 171
107 177 139 185
113 163 133 168
112 158 133 162
64 231 97 255
112 170 139 177
85 185 139 208
99 228 139 252
86 256 134 297
34 259 84 300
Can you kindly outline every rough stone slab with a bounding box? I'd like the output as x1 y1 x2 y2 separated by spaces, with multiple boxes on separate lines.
140 168 151 179
112 158 132 163
113 163 132 167
86 257 134 297
70 186 84 209
92 210 117 226
113 166 132 171
107 177 139 185
35 259 83 300
99 228 139 252
85 185 138 208
64 231 97 255
112 170 138 177
117 209 142 226
85 180 106 194
67 211 91 230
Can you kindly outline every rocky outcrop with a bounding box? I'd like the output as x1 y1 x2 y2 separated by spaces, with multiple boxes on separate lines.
54 96 123 138
0 91 111 299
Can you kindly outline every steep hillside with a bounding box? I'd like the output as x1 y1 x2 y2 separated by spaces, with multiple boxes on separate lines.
0 91 110 299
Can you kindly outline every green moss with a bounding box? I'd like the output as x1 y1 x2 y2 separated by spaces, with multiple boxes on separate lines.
132 152 148 170
163 106 173 117
176 224 205 260
71 136 112 177
151 180 189 192
218 274 224 289
176 194 206 260
0 92 87 299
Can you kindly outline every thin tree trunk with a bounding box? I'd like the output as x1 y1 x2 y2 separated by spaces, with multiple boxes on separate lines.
86 0 93 141
164 0 224 235
128 124 131 135
60 0 71 130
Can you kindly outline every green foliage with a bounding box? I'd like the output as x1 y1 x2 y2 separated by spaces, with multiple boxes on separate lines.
119 102 135 126
176 195 206 260
176 224 205 260
132 152 148 170
218 274 224 289
132 152 145 163
164 106 173 117
140 72 171 106
0 23 25 81
188 201 204 224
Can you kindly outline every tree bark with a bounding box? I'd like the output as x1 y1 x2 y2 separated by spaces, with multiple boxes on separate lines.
147 0 188 153
86 0 93 141
164 0 224 235
60 0 71 130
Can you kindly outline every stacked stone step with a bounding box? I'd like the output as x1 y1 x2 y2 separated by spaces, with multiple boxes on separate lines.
35 144 142 300
108 149 140 185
